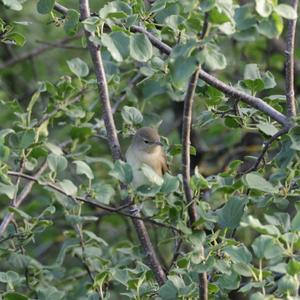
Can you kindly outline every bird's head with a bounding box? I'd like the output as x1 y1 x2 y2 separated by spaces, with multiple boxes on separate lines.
133 127 163 153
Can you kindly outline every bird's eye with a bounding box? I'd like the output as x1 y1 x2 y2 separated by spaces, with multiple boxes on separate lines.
144 139 149 144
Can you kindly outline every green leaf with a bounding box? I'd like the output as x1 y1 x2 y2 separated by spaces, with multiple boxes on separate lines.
258 15 283 39
136 184 161 196
67 58 89 78
93 183 115 204
47 153 68 173
217 271 240 290
11 130 35 149
242 215 281 235
0 183 17 199
250 292 265 300
289 126 300 150
291 210 300 231
244 64 261 80
82 16 99 33
2 0 23 10
129 33 153 62
159 280 177 300
217 197 247 229
9 207 31 220
170 56 197 90
101 32 129 62
201 45 227 71
99 1 132 19
252 235 282 259
256 122 278 136
66 215 98 224
109 160 133 184
82 231 107 248
59 179 78 196
244 173 278 193
255 0 272 18
37 0 55 14
234 4 256 31
36 286 65 300
277 274 299 295
224 245 252 264
262 71 276 89
4 292 28 300
287 259 300 276
121 106 143 125
64 9 80 36
6 32 25 46
160 173 179 193
165 15 185 33
73 160 94 180
141 164 164 186
0 129 15 141
274 4 297 20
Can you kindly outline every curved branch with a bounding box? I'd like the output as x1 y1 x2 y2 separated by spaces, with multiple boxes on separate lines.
6 171 180 232
79 0 166 285
128 25 289 126
182 66 209 300
242 126 289 173
285 0 298 118
198 70 288 125
0 161 48 237
182 66 201 226
0 34 82 70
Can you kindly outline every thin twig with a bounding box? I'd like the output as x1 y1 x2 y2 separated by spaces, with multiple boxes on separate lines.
74 223 103 297
285 0 298 118
6 171 180 232
35 40 85 50
0 161 48 237
35 89 86 127
79 0 167 285
167 238 182 271
200 13 209 40
0 34 82 70
182 66 201 226
181 65 208 300
242 127 289 174
182 18 210 300
111 73 144 114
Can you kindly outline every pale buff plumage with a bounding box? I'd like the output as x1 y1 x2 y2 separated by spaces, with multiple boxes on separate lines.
126 127 168 187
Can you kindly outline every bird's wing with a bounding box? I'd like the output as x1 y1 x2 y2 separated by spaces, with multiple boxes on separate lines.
161 149 169 175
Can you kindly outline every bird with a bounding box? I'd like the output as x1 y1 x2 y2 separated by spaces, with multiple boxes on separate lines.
126 127 168 187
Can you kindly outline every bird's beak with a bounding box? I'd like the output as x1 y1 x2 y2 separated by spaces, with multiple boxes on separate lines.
154 141 163 146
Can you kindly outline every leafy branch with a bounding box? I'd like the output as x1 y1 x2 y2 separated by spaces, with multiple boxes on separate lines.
0 33 82 70
6 170 180 232
75 0 167 286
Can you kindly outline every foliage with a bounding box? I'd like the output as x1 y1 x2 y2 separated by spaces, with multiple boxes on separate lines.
0 0 299 299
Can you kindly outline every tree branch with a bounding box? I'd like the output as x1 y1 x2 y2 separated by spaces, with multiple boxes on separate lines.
182 67 201 226
285 0 298 118
242 126 289 173
79 0 167 286
0 161 48 237
0 34 82 70
198 71 288 125
6 171 180 233
52 1 289 126
128 25 289 126
182 67 208 300
35 89 86 127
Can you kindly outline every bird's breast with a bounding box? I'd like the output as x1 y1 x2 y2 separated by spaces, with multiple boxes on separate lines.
126 147 163 187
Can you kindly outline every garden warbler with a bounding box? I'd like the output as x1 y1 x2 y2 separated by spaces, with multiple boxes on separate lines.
126 127 168 187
